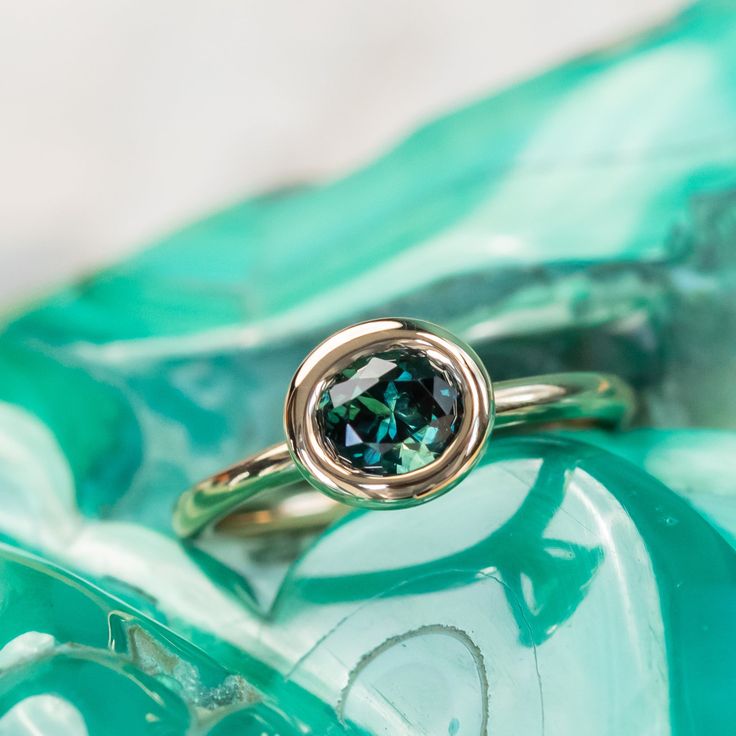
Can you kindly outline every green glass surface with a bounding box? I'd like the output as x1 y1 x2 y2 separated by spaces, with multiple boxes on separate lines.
0 0 736 733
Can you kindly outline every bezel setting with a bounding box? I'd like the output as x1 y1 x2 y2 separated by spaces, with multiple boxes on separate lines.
284 318 494 508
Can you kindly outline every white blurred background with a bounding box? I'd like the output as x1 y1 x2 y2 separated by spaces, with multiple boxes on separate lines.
0 0 684 307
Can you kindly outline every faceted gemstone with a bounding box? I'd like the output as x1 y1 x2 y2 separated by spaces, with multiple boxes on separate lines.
317 348 464 475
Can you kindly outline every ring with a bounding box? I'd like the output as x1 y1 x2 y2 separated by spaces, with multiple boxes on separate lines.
173 318 635 538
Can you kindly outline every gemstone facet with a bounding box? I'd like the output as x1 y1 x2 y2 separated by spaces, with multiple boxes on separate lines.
317 348 464 475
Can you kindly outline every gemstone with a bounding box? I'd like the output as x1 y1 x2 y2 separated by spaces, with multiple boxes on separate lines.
317 348 464 475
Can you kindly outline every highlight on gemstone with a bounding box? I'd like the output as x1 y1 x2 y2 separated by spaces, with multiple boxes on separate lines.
316 348 464 475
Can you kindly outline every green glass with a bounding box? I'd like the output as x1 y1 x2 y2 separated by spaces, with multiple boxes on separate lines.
0 0 735 733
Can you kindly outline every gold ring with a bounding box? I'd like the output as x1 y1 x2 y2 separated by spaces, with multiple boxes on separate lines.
173 318 635 538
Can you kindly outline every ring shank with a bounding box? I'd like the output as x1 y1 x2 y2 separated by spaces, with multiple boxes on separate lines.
173 372 634 538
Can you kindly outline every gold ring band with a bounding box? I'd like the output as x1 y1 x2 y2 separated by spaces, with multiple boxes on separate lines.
173 319 635 538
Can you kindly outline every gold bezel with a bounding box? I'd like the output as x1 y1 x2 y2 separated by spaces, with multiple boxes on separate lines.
283 318 494 508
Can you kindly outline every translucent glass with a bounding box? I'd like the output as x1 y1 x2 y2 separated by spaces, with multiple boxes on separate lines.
0 1 735 733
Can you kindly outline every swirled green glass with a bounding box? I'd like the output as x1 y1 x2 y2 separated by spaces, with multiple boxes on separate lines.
0 1 735 733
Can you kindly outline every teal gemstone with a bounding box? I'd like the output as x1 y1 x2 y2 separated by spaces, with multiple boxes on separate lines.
317 348 464 475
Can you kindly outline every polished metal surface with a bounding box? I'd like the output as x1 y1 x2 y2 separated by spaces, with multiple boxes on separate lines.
173 319 635 539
